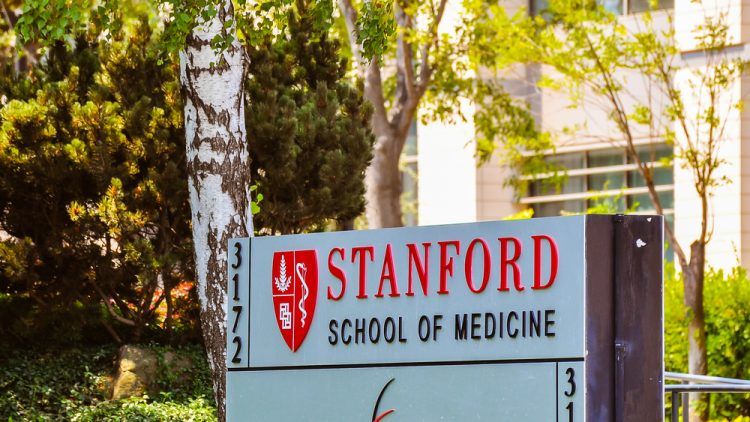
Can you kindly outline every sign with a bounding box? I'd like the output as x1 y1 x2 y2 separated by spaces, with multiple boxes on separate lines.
226 215 664 421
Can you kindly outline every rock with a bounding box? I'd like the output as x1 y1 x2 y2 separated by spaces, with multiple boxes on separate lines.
111 345 158 400
110 345 195 400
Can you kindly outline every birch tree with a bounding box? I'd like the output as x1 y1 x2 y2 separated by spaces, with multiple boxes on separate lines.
15 2 249 418
178 4 251 418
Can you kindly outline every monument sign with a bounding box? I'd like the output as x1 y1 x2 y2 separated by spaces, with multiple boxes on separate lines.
226 215 663 421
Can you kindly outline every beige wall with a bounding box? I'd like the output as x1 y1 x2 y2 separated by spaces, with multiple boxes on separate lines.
476 154 522 220
671 0 750 269
676 0 744 51
417 103 478 226
672 64 744 269
740 74 750 268
415 2 478 226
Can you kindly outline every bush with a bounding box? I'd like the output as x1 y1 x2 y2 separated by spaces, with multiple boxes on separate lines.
244 0 373 235
0 345 215 421
0 20 195 346
68 396 216 422
0 293 114 349
665 265 750 419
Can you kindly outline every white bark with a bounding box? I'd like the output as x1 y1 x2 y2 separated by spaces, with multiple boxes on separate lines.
179 2 251 420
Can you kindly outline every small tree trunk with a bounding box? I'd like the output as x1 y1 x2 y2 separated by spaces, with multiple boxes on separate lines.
338 219 354 231
179 2 252 420
132 320 143 343
365 126 406 228
684 241 708 421
165 281 174 340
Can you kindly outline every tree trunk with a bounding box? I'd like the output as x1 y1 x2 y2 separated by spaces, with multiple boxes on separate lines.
165 280 174 340
365 124 406 228
179 2 252 420
684 241 708 421
337 0 424 229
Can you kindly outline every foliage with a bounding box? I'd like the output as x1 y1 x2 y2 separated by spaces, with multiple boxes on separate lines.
355 0 395 59
580 191 638 215
10 1 277 417
502 208 534 220
151 345 215 402
471 0 743 239
1 0 376 351
0 19 195 344
0 345 216 421
331 0 558 227
14 0 93 43
558 186 640 216
14 0 206 56
68 396 216 422
0 293 112 349
665 265 750 419
13 0 324 62
242 0 374 234
0 346 114 420
471 82 565 198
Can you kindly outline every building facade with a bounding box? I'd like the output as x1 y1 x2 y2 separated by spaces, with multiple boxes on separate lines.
414 0 750 270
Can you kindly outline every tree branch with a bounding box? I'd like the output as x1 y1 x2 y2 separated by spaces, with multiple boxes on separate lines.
581 31 689 268
0 0 38 69
337 0 366 71
366 58 391 130
396 1 416 100
416 0 447 94
337 0 390 129
100 317 123 344
90 278 137 327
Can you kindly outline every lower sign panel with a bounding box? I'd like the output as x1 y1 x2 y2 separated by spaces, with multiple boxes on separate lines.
227 360 584 421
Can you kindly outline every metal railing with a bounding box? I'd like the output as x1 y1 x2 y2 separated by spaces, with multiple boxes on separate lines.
665 372 750 422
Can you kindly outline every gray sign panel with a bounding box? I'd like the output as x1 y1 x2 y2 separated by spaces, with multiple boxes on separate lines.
225 215 663 421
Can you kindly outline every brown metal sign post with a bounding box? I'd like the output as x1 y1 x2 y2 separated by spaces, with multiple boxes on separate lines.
584 215 664 421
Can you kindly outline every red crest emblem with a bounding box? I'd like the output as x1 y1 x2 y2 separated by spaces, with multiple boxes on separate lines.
272 250 318 352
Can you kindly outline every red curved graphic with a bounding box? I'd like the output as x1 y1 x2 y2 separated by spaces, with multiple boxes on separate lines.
372 378 396 422
373 409 395 422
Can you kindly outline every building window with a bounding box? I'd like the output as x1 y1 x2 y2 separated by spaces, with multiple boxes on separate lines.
523 143 673 217
401 121 419 226
522 143 674 258
530 0 673 17
530 0 549 17
626 0 673 14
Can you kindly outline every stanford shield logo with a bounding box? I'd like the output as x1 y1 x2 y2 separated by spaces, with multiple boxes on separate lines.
271 250 318 352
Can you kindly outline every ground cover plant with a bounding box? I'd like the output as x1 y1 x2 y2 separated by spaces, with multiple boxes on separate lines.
0 345 216 421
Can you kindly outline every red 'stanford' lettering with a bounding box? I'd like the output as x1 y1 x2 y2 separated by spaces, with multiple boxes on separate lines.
325 234 559 300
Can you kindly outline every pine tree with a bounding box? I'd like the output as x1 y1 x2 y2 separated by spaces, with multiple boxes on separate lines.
0 19 194 344
244 0 374 234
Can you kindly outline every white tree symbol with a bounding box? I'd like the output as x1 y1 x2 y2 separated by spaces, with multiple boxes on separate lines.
275 255 292 292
